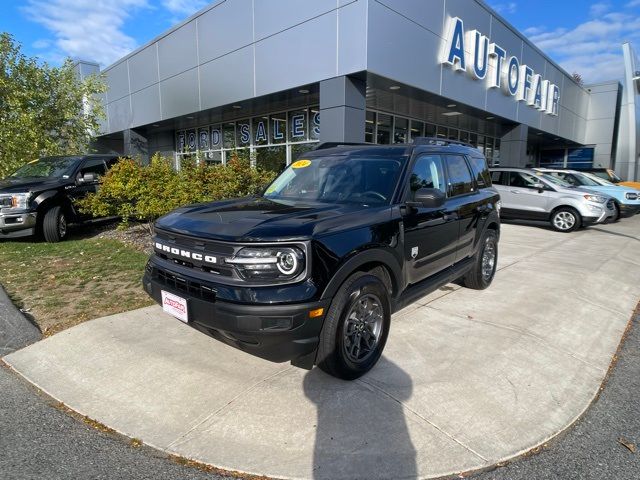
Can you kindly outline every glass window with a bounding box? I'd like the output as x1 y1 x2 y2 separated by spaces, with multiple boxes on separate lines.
491 171 505 185
376 114 392 144
410 120 424 141
204 151 222 164
425 123 436 137
467 156 491 187
264 155 404 205
291 142 317 161
365 111 376 143
394 117 408 144
288 110 308 142
79 159 107 179
236 120 251 147
210 125 222 149
448 128 459 141
408 155 446 200
510 172 546 189
493 138 501 167
177 131 186 153
567 147 594 169
252 117 269 146
469 133 478 148
540 149 565 167
223 123 235 149
309 107 320 141
476 135 485 155
198 128 210 151
445 155 474 196
459 131 469 144
256 146 286 173
270 113 287 144
436 125 447 138
186 129 197 153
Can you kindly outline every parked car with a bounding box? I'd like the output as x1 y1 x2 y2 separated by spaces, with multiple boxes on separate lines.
0 155 121 242
143 138 501 380
490 167 616 232
536 168 640 221
569 167 640 191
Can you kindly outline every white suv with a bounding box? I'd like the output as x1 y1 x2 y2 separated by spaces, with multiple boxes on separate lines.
490 168 616 232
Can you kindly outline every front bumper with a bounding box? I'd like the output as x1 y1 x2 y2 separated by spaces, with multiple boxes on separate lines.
619 203 640 218
142 265 329 364
0 211 37 238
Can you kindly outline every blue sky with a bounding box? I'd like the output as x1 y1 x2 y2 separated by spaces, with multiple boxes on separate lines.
1 0 639 83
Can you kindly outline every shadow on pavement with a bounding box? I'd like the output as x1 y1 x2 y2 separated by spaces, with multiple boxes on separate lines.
303 358 416 479
590 227 639 242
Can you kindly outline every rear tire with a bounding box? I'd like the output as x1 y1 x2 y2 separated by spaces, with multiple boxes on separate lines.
42 206 67 243
550 207 581 233
316 271 391 380
463 230 498 290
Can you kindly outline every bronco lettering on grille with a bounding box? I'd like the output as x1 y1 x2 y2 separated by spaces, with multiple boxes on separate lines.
155 242 217 264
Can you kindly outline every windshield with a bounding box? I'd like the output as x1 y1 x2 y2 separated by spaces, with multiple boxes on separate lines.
263 155 405 205
607 169 622 182
583 172 614 186
537 172 572 188
10 157 79 179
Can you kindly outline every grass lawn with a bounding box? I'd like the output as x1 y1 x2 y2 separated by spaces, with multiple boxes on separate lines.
0 235 153 336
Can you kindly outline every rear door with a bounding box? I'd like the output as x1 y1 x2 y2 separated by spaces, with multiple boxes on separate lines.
402 154 459 284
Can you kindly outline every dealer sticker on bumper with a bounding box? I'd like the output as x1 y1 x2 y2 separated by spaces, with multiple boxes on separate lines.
161 290 188 323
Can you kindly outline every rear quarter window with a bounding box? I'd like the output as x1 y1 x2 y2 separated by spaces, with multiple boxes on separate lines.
468 156 492 187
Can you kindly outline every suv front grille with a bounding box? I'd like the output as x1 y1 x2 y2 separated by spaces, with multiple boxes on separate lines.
152 266 216 302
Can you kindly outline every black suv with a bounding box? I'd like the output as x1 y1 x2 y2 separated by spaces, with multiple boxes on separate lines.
143 139 500 379
0 155 120 242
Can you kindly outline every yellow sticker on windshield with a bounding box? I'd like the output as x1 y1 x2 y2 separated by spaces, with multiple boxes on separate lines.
28 159 39 164
292 159 311 169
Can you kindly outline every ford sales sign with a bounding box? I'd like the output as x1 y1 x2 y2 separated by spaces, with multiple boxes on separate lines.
441 17 559 116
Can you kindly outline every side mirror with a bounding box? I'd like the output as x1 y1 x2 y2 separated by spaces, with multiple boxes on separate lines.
408 188 446 209
533 183 545 192
78 172 97 184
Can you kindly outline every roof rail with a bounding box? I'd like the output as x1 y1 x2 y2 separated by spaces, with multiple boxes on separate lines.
313 142 371 150
412 136 473 148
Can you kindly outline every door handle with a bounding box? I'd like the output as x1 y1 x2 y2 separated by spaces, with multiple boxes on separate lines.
510 189 522 194
442 213 457 221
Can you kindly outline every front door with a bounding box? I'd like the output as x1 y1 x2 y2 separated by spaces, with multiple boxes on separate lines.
402 154 459 285
506 171 551 218
68 158 107 220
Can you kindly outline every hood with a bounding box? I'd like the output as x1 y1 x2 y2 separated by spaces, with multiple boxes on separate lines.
579 184 636 196
155 197 390 242
0 176 67 194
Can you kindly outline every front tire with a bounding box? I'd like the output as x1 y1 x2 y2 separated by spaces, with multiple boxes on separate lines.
550 207 581 233
42 206 68 243
463 230 498 290
316 271 391 380
611 203 621 223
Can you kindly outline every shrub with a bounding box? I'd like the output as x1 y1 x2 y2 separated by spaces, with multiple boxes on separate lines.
79 152 277 232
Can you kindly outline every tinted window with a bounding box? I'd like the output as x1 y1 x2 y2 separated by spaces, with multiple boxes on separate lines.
468 156 491 187
510 172 545 188
408 155 446 200
79 159 107 180
491 171 505 185
446 155 473 196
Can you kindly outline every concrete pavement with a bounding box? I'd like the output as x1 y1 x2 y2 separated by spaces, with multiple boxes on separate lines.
5 217 640 479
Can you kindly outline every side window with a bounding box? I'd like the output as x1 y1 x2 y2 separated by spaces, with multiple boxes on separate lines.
491 171 504 185
445 155 474 197
105 158 120 169
78 159 107 181
407 155 446 200
510 172 544 188
468 156 491 187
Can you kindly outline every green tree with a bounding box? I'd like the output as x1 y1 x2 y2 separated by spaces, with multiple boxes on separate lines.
0 33 106 178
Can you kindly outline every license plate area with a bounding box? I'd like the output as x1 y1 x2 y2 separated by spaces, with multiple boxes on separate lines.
161 290 189 323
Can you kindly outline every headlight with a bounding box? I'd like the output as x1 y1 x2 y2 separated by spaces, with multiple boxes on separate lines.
583 194 606 203
625 192 638 200
225 246 305 281
0 193 31 209
496 200 502 215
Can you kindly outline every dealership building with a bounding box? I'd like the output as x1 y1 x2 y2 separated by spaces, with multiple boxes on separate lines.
89 0 640 180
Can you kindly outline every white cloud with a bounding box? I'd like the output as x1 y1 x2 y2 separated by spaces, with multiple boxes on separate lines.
23 0 150 67
490 2 517 15
526 11 640 83
590 2 611 16
626 0 640 7
161 0 208 16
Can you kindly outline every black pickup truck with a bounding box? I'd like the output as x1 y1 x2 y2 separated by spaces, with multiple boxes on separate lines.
0 155 120 242
143 139 501 379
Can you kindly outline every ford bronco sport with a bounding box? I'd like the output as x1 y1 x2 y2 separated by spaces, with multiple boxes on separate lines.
143 138 501 380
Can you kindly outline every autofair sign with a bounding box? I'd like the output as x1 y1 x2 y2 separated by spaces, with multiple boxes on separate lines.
441 17 560 116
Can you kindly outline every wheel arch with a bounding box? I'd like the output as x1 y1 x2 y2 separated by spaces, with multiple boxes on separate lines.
320 249 402 302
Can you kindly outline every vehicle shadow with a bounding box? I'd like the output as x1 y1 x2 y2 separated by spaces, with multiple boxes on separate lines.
303 358 417 479
589 227 640 242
